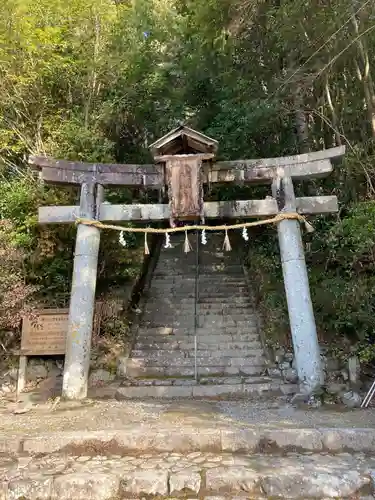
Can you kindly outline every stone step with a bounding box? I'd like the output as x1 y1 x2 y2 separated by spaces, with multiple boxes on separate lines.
151 278 248 292
141 310 257 319
6 450 374 498
150 278 248 285
136 333 261 344
128 354 265 366
141 319 258 329
133 340 263 351
121 375 274 387
127 353 265 368
125 364 265 378
116 381 274 399
141 311 257 320
138 324 259 333
12 425 375 456
145 296 251 303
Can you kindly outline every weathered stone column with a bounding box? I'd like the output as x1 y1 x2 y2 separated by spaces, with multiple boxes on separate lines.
62 183 101 400
272 174 323 393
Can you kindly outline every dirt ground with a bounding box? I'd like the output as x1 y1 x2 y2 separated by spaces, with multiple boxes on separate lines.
1 382 375 439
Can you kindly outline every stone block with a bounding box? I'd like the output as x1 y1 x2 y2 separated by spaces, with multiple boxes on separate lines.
116 385 193 399
169 468 201 494
243 383 272 395
238 365 264 376
0 437 21 455
52 473 119 500
115 427 221 453
89 369 115 387
261 470 369 499
27 363 48 381
120 469 168 496
205 466 259 493
322 429 375 452
23 431 118 455
230 354 264 366
192 384 243 398
264 429 323 451
221 428 260 452
8 478 53 500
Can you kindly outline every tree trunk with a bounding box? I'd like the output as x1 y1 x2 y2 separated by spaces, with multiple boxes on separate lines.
351 13 375 137
294 86 310 153
325 76 342 146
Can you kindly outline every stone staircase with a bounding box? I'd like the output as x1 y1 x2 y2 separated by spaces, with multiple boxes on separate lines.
116 232 295 399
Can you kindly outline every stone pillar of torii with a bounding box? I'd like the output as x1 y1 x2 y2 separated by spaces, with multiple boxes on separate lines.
29 126 345 400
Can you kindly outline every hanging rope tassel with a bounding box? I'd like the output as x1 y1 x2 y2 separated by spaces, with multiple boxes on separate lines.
201 229 207 245
304 220 315 233
119 231 127 247
184 230 192 253
144 232 150 255
164 233 172 249
242 227 249 241
223 228 232 251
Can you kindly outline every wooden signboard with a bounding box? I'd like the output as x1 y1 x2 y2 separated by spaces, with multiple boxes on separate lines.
21 309 69 355
17 307 102 394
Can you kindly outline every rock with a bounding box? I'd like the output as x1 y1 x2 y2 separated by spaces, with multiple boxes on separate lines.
279 361 291 371
7 367 19 381
348 356 360 384
326 382 347 395
205 466 258 492
1 383 15 394
170 468 201 494
46 361 62 378
261 470 369 498
53 473 119 500
120 470 168 496
291 392 310 405
341 390 362 408
341 369 349 381
283 367 298 384
117 357 128 377
267 367 282 378
326 357 340 372
308 394 323 408
284 352 294 363
7 477 53 499
274 348 285 364
89 369 115 387
27 363 48 381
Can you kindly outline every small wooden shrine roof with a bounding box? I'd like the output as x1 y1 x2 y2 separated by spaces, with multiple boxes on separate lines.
149 126 219 157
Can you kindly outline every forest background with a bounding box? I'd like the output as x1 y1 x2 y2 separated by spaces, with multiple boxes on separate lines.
1 0 375 362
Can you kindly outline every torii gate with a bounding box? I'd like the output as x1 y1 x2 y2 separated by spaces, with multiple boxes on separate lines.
30 126 345 400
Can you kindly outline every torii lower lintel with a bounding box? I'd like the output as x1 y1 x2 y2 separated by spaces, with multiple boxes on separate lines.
38 196 338 224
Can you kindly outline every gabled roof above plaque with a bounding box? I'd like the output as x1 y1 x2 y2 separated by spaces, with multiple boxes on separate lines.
149 125 219 157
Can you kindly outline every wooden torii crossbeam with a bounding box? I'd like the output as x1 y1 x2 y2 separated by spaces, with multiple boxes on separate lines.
30 126 345 400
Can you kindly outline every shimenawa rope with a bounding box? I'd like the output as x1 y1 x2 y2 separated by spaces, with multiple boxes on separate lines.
75 212 314 234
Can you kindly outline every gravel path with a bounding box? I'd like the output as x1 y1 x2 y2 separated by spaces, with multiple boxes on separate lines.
1 398 375 438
